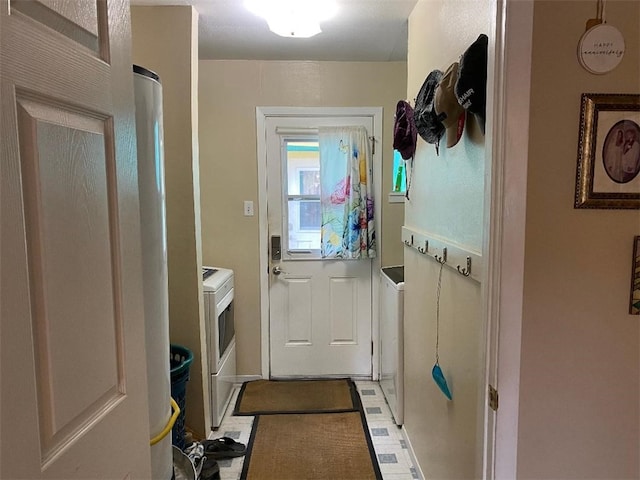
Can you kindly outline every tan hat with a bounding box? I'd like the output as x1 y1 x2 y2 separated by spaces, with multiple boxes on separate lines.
435 62 466 148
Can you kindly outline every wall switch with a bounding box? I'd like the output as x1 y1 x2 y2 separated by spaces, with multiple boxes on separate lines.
243 200 254 216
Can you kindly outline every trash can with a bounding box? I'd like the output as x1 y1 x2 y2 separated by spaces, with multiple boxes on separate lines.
170 344 193 450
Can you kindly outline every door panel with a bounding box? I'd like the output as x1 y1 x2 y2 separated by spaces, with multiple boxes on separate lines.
283 277 312 345
10 0 105 56
17 96 123 465
329 276 358 344
270 261 372 376
266 115 374 377
1 0 151 477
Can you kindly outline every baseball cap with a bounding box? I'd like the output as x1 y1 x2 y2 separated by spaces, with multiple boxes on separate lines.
435 62 466 148
455 34 488 134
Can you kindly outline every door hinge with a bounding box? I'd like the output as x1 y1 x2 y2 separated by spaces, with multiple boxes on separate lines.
371 341 374 356
488 384 499 411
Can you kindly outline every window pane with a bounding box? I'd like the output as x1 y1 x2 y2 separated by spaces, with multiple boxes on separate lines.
286 141 319 195
285 140 321 252
392 150 406 193
287 199 320 250
299 200 320 229
299 170 320 195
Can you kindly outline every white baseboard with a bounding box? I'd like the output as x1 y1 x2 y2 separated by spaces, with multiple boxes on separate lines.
401 425 424 480
231 374 262 385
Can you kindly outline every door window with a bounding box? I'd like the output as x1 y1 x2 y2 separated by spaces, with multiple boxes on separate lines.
284 140 321 256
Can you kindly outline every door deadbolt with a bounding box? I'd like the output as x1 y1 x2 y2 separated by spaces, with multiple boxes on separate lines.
271 235 281 260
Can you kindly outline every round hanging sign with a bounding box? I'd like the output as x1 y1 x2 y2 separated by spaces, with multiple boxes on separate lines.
578 23 625 74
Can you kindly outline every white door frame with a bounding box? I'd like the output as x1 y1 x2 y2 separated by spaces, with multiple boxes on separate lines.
256 106 383 379
484 1 535 478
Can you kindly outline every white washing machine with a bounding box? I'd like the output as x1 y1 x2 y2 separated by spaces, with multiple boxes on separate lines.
380 266 404 425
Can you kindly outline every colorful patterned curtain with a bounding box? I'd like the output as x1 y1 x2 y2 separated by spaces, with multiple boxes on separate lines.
319 126 376 259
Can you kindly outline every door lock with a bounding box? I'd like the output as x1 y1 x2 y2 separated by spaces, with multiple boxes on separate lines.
271 235 281 260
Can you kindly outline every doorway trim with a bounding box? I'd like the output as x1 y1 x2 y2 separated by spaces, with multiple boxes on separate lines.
484 1 535 478
256 106 383 379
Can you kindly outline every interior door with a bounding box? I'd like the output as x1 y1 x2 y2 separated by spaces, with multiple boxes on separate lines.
266 115 374 377
1 0 151 478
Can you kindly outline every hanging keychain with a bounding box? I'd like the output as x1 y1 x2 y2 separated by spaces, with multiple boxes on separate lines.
404 157 414 200
432 261 452 400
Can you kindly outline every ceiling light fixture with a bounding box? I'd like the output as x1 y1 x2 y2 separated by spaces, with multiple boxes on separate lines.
245 0 337 38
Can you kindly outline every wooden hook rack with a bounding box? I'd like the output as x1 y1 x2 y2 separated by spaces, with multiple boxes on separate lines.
401 226 483 282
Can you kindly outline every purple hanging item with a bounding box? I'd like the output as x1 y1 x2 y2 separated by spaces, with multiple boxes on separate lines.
393 100 418 160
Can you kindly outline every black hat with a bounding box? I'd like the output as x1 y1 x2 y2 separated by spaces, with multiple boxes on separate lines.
393 100 418 160
414 69 445 152
455 34 488 134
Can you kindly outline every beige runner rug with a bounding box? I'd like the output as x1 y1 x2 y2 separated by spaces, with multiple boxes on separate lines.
233 378 358 415
240 411 382 480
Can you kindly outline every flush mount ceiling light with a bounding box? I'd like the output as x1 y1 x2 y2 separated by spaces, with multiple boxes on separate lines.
245 0 337 38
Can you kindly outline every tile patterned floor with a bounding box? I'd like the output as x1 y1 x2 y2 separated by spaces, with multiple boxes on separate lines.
209 381 420 480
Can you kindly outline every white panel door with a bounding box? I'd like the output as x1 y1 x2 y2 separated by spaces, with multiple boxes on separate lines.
266 114 374 377
1 0 152 478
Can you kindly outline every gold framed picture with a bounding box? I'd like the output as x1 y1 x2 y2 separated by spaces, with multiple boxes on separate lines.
631 236 640 315
574 93 640 209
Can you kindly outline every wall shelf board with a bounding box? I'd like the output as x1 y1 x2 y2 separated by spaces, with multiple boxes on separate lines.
401 226 483 282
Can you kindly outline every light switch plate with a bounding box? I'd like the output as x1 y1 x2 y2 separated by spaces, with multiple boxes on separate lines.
244 200 254 216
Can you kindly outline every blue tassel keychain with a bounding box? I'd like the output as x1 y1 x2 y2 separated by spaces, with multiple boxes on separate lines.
432 363 452 400
432 260 452 400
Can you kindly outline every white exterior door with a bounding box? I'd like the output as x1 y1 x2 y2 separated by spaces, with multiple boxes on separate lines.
1 0 152 478
264 112 377 377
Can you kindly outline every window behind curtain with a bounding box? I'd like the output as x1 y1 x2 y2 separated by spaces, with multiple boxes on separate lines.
392 150 407 193
285 140 321 252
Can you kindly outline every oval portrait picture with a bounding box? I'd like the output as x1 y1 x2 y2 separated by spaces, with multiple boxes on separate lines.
602 119 640 184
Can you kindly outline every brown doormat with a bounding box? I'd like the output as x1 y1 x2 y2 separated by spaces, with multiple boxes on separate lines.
233 378 359 415
240 411 382 480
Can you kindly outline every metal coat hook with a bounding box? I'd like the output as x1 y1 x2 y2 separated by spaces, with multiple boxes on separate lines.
434 247 447 264
417 240 429 254
367 136 377 155
457 256 472 277
404 235 414 247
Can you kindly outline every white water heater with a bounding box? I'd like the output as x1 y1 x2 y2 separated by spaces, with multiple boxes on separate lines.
133 65 172 479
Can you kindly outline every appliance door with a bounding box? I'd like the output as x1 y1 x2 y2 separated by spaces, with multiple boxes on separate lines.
216 289 235 367
209 286 236 429
210 342 236 429
205 291 218 373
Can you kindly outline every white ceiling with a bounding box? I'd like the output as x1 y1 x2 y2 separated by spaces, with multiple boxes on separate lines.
130 0 418 61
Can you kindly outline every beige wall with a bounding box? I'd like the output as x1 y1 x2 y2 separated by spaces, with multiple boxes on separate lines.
406 0 640 477
131 6 208 437
198 60 406 375
404 1 493 478
516 1 640 478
